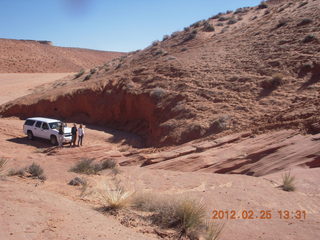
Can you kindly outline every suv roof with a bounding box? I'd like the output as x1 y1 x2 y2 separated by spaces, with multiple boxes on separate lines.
26 117 61 123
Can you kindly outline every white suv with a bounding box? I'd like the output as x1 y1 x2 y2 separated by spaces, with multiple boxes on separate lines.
23 117 72 145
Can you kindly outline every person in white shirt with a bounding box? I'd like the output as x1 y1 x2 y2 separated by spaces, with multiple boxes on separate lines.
77 124 85 146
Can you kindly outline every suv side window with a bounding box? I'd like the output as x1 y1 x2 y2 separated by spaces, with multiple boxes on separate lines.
35 121 42 128
42 123 49 130
25 120 35 126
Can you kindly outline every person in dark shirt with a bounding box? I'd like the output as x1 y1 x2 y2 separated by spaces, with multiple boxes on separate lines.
71 123 77 147
58 125 64 147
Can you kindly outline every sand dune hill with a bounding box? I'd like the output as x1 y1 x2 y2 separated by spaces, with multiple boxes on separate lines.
1 1 320 239
1 0 319 147
0 38 124 73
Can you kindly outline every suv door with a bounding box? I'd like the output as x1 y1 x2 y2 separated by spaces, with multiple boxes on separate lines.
39 122 50 139
33 121 43 137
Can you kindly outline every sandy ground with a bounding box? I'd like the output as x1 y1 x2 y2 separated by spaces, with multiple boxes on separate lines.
0 74 319 239
0 117 319 240
0 73 71 105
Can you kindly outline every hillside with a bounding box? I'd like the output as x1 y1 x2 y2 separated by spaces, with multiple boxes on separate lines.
0 38 124 73
0 0 319 146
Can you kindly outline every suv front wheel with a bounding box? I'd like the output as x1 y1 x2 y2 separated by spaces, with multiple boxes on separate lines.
50 135 58 146
27 131 34 140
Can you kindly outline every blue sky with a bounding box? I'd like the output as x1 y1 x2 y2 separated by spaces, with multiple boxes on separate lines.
0 0 261 52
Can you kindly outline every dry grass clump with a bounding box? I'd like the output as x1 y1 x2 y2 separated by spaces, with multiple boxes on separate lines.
0 158 8 176
70 158 97 174
70 158 118 175
100 181 133 211
281 172 296 192
203 22 215 32
183 30 198 42
204 221 225 240
101 158 117 170
261 74 284 90
26 162 46 180
132 193 222 238
8 168 25 177
8 162 46 180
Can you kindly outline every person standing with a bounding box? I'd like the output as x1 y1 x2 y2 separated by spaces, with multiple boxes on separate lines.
58 125 64 147
71 123 77 147
78 124 85 146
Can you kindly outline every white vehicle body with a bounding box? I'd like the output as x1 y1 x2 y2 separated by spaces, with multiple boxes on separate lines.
23 117 72 145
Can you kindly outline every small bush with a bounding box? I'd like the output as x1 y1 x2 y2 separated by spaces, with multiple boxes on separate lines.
211 13 222 19
281 172 295 192
258 2 268 9
83 74 92 81
90 68 97 74
216 22 224 27
190 20 204 28
171 31 179 38
27 163 44 177
8 168 25 177
203 22 215 32
150 87 166 99
70 158 97 174
302 34 317 43
133 194 205 236
297 18 312 26
298 2 308 8
152 40 160 46
261 74 284 89
276 19 287 28
162 35 170 41
101 159 116 170
227 19 237 25
218 16 228 22
183 30 197 42
74 69 85 79
70 158 118 175
69 177 87 186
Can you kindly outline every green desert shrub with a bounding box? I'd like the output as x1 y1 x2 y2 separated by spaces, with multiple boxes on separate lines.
183 30 198 42
203 22 215 32
27 162 44 177
297 18 312 26
74 69 85 79
70 158 97 174
227 19 237 25
302 34 317 43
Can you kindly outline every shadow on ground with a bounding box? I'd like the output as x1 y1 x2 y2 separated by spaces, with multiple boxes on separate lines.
7 137 52 149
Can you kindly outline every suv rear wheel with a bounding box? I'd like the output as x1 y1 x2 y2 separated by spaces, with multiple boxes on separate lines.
27 131 33 140
50 135 58 146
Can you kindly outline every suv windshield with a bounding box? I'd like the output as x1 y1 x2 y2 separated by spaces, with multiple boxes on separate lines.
49 122 62 130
